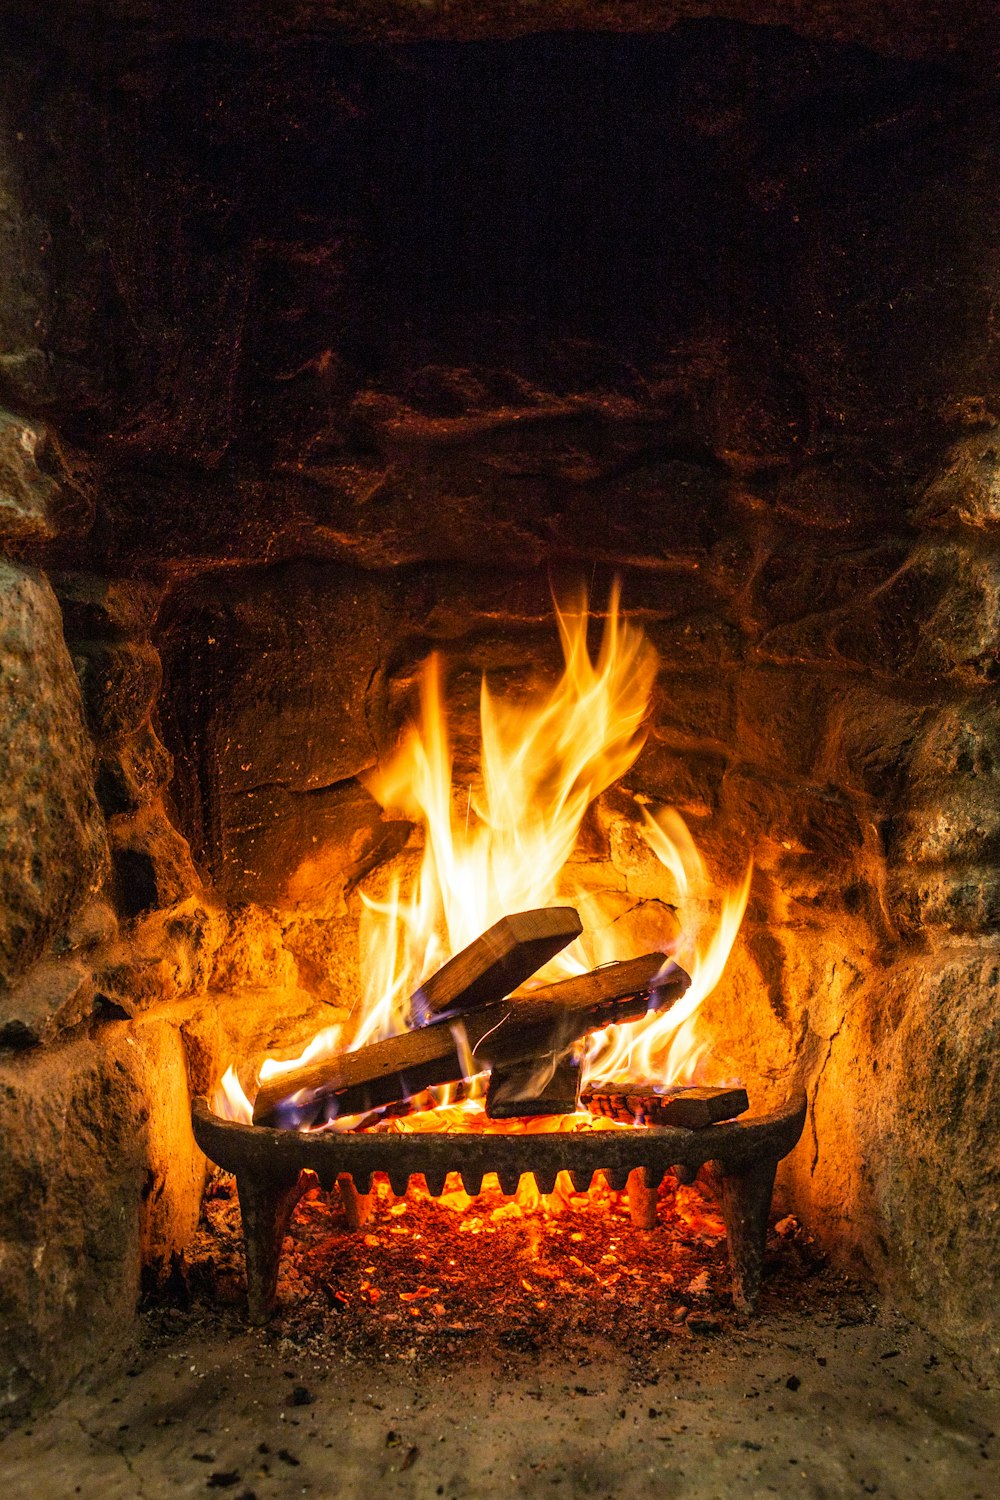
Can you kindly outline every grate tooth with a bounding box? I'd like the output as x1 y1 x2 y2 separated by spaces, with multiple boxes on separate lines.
423 1169 448 1198
604 1167 631 1193
460 1169 484 1196
352 1172 374 1196
498 1170 521 1196
642 1166 665 1191
532 1168 558 1196
569 1169 593 1193
672 1163 697 1185
388 1169 411 1198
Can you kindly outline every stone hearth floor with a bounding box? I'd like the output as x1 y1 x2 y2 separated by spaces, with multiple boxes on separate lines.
0 1282 995 1500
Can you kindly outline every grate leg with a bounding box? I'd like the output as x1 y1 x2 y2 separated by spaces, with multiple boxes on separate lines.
234 1170 307 1323
337 1172 373 1229
626 1167 658 1229
714 1156 779 1312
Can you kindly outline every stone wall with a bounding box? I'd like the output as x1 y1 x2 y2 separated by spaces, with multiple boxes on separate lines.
0 14 998 1410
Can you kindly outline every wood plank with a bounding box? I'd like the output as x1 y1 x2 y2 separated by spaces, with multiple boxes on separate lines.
485 1051 582 1119
410 906 583 1024
583 1084 749 1129
251 953 689 1127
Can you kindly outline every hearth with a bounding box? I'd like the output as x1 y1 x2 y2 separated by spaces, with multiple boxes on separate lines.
1 0 999 1420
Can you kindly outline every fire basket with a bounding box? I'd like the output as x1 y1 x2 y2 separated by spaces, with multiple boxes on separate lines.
192 1090 806 1323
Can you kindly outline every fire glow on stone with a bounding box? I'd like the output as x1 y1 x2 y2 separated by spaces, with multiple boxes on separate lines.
216 584 752 1162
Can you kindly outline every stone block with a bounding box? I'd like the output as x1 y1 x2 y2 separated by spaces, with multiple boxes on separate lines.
887 786 1000 866
96 725 174 817
210 905 299 996
0 108 53 410
0 560 109 995
734 668 829 777
157 565 396 826
53 572 165 640
623 741 729 819
887 867 1000 937
0 1019 205 1416
0 409 93 551
0 958 94 1049
95 899 225 1017
57 897 118 956
905 702 1000 792
644 611 744 669
759 544 1000 686
650 670 735 748
803 954 1000 1371
830 687 930 800
720 767 864 863
73 639 162 743
749 538 910 632
110 807 201 919
916 429 1000 530
767 460 902 534
215 777 411 911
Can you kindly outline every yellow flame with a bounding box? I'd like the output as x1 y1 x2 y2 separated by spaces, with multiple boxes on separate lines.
224 583 752 1133
582 805 753 1089
357 581 658 1041
215 1064 253 1122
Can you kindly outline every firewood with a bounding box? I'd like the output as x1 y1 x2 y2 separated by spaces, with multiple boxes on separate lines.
485 1051 582 1118
583 1084 749 1129
409 907 583 1025
251 952 689 1127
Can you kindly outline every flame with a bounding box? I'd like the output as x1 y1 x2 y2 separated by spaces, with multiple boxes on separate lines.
214 583 752 1153
357 580 657 1043
215 1064 253 1122
582 806 752 1091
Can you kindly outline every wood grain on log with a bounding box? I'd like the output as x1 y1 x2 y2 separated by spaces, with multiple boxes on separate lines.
410 906 583 1024
583 1084 749 1129
251 953 688 1127
485 1050 582 1118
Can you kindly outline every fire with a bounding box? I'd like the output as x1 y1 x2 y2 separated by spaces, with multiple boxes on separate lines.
355 580 657 1046
214 582 752 1168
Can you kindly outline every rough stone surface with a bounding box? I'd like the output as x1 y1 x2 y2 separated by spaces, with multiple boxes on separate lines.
0 561 108 998
917 426 1000 531
798 949 1000 1372
93 898 224 1018
0 1018 205 1415
73 639 162 743
0 957 94 1049
108 806 201 919
0 410 93 550
54 573 165 641
0 107 54 410
216 779 412 910
96 726 174 818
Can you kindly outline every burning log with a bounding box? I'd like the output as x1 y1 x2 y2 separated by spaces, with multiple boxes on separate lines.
583 1085 750 1129
485 1051 582 1118
251 953 689 1128
409 906 583 1025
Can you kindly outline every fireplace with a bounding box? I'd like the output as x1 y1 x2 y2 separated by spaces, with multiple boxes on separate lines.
1 1 999 1423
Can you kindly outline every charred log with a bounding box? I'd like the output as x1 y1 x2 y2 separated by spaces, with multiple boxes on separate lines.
251 953 688 1127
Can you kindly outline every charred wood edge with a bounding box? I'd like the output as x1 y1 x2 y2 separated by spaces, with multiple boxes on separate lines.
583 1085 750 1129
411 905 584 1025
192 1090 807 1322
484 1051 583 1118
250 952 679 1127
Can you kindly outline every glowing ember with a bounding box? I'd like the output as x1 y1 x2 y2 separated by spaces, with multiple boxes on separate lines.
215 582 752 1175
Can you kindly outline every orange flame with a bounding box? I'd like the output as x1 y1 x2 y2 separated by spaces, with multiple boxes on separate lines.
213 584 752 1145
356 581 657 1044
